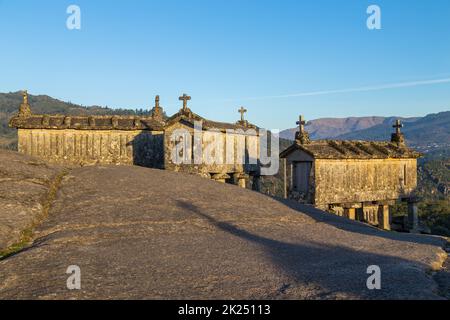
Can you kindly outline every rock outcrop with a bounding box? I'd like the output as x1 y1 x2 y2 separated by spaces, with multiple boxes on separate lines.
0 151 448 299
0 150 64 252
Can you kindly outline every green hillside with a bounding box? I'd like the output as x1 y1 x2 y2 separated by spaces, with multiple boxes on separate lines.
0 91 153 149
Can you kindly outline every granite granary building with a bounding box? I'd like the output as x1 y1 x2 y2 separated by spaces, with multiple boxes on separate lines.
9 91 262 189
280 116 422 232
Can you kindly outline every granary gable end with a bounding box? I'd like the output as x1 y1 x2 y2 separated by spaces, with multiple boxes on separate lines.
280 114 422 233
162 94 261 188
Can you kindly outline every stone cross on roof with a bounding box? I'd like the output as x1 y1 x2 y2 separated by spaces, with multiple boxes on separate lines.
295 115 310 144
296 115 306 133
179 93 191 111
393 119 403 134
391 119 405 147
238 106 247 122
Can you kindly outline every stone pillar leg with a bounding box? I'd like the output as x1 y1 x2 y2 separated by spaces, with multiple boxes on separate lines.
289 163 294 192
408 201 419 233
356 208 364 221
378 205 390 231
344 208 356 220
283 158 288 199
252 175 261 192
212 173 230 184
233 173 248 189
373 208 379 225
368 209 375 225
363 208 369 222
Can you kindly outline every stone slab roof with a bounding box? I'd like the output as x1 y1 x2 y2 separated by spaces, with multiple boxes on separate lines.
280 140 421 159
166 108 259 132
9 115 165 131
9 109 257 133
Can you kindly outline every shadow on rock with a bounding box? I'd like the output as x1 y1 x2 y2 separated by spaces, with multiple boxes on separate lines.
176 200 442 299
276 198 445 248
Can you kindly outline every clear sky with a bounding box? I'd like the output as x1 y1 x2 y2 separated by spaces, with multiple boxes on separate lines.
1 0 449 129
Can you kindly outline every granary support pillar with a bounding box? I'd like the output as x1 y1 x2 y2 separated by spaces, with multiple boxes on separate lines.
362 203 379 225
283 158 288 199
289 163 294 192
344 208 356 220
233 172 248 189
407 199 420 233
356 208 364 222
378 204 391 231
212 173 230 184
252 175 261 192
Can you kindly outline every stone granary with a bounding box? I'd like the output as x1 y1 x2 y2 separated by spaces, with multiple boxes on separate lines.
280 116 422 231
9 91 261 189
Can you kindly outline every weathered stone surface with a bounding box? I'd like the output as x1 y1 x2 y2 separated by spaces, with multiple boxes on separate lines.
280 139 421 160
314 158 417 206
434 244 450 299
163 111 259 177
9 95 260 184
0 150 63 251
9 114 164 131
281 130 420 231
0 157 448 299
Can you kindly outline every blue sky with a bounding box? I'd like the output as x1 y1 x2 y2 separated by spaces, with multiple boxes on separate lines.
0 0 449 129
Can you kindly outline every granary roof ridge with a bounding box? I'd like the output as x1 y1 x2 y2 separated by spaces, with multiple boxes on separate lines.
166 93 258 131
204 116 258 131
13 114 157 120
280 139 421 159
9 110 259 133
9 113 165 131
10 92 259 133
166 109 259 132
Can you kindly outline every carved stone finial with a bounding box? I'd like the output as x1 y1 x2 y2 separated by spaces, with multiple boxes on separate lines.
64 116 72 127
88 116 96 127
18 90 32 117
295 115 310 144
111 116 119 128
391 119 406 147
134 117 141 128
152 95 164 121
42 115 50 126
23 90 28 105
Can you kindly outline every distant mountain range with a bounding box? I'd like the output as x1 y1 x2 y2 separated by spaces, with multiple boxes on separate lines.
280 112 450 153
